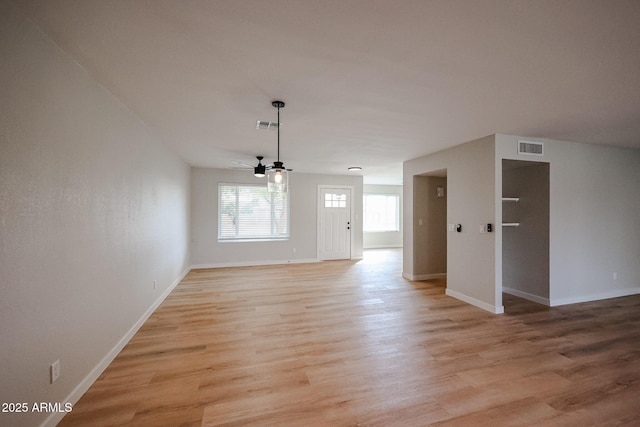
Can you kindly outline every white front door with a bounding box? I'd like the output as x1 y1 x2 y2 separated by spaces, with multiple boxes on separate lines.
318 187 351 260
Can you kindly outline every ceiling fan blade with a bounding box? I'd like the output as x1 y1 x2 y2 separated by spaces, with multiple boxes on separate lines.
231 160 254 168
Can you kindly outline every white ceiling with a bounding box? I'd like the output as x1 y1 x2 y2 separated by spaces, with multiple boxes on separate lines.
15 0 640 185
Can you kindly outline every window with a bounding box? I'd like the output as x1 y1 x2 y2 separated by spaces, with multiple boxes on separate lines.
363 193 399 232
324 193 347 208
218 184 289 241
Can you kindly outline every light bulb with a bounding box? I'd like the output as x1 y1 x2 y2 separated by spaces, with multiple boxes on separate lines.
274 171 282 183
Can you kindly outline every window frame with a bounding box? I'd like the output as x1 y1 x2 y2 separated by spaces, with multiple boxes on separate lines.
218 183 290 242
363 192 400 233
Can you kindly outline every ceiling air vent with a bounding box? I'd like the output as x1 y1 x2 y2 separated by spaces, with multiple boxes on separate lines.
256 121 279 130
518 140 544 156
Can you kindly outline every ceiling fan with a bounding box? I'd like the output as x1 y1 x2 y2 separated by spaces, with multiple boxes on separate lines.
230 155 292 178
231 100 292 193
231 155 268 177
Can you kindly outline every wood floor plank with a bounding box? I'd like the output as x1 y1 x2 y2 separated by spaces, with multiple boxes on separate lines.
58 249 640 426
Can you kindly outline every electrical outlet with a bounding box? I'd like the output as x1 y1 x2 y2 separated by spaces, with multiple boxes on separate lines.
613 272 617 280
50 360 60 384
153 280 157 289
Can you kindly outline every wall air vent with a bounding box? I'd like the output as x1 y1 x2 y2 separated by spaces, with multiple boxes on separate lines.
518 140 544 156
256 121 279 130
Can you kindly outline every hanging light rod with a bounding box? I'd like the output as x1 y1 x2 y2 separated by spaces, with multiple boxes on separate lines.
272 100 285 167
267 100 288 193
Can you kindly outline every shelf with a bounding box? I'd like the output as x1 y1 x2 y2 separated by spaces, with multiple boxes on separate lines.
502 197 519 226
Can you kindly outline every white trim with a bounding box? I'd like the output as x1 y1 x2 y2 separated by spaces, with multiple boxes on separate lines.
191 258 320 269
446 288 504 314
41 266 191 427
402 272 446 281
550 287 640 307
363 244 403 249
503 286 550 306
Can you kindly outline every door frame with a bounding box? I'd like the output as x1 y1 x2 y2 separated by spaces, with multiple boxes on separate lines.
317 185 355 260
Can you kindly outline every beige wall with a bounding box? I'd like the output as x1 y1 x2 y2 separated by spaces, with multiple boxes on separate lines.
0 4 191 427
191 168 363 266
406 133 640 314
404 135 499 313
496 134 640 306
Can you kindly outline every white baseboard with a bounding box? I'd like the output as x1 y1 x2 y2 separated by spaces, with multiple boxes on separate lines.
446 288 504 314
191 258 320 269
550 287 640 307
363 244 403 249
401 272 414 281
402 272 446 281
42 266 190 427
503 287 550 306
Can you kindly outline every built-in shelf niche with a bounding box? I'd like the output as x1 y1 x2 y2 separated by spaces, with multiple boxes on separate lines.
501 158 550 306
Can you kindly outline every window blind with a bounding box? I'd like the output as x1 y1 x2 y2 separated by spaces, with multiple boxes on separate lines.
218 184 289 241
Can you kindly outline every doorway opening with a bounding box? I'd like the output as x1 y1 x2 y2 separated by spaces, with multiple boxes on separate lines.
501 159 550 308
413 169 447 282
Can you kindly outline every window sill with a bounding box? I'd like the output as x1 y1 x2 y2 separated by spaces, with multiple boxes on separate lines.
218 238 290 243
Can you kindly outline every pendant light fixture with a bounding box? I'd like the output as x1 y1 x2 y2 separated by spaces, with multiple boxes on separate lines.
267 100 288 193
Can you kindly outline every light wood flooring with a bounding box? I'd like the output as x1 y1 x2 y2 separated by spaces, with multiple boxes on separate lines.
59 249 640 426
